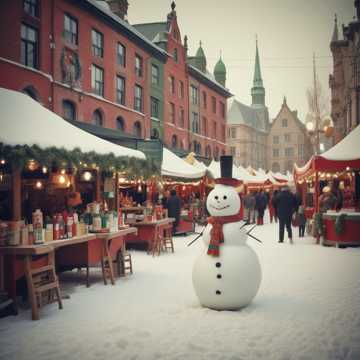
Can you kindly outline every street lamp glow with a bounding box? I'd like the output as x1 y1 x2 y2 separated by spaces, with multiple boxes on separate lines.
306 122 314 131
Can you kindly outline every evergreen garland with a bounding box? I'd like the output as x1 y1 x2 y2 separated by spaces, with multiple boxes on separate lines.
0 142 159 180
334 213 346 235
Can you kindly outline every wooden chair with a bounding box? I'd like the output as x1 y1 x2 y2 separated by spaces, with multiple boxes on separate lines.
24 250 63 320
101 237 115 286
162 224 175 253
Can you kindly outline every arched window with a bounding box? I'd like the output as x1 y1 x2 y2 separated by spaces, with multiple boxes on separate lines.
116 116 125 132
23 85 39 101
151 128 159 139
272 162 280 173
214 147 219 161
171 135 178 148
92 109 103 126
173 48 178 62
193 141 201 155
205 145 212 159
133 121 142 138
197 143 202 155
62 100 76 121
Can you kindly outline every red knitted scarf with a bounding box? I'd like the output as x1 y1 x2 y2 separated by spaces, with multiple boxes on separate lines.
207 213 242 257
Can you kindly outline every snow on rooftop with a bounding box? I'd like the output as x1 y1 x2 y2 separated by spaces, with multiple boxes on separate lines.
0 88 146 160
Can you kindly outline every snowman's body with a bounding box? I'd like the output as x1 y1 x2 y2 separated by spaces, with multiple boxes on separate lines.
192 184 262 310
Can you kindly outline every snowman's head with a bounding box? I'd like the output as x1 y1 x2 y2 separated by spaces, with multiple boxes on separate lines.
206 184 240 217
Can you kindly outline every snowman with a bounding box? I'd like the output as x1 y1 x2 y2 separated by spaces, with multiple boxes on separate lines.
192 156 262 310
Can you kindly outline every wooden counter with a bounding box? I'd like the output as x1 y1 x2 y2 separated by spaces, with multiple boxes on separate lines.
125 218 174 251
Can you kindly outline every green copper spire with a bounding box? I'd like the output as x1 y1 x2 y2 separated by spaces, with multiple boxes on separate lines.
214 51 226 86
251 36 265 106
194 41 207 72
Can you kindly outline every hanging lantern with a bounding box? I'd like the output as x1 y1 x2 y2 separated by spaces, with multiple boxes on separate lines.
28 159 38 171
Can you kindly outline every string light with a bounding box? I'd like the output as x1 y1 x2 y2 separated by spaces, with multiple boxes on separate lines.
42 166 48 174
60 169 66 175
35 181 43 189
0 159 5 165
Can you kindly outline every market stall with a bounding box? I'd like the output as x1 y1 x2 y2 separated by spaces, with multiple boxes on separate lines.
294 125 360 245
0 88 150 318
159 149 207 234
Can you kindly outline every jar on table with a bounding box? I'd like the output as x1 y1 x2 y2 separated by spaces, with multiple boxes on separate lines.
92 214 101 231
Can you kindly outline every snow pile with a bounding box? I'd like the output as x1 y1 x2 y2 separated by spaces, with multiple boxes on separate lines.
0 214 359 360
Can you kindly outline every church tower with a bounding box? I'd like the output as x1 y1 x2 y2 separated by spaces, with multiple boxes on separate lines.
251 37 265 106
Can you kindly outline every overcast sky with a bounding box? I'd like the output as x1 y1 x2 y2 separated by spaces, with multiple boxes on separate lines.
128 0 354 122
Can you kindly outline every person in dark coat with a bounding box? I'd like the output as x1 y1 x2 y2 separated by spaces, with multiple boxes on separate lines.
273 186 297 244
165 189 181 234
255 189 268 225
271 190 279 223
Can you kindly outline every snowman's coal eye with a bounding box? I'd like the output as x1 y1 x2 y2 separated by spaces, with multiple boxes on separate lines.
215 196 219 200
223 195 227 200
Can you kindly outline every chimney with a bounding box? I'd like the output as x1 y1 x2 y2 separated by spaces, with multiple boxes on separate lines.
106 0 129 20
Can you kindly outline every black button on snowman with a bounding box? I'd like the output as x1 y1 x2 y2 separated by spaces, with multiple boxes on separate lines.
192 156 262 310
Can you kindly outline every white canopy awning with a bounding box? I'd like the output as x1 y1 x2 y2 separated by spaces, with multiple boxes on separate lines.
161 148 206 179
320 125 360 161
0 88 145 159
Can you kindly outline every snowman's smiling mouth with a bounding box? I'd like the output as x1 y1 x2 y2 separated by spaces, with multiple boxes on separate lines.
210 204 230 211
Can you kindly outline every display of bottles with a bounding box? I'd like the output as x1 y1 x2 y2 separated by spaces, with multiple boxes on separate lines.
58 214 65 239
53 216 60 240
45 216 53 242
66 216 73 238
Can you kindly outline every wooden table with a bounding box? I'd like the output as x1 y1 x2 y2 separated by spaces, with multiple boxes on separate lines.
125 218 174 251
55 227 137 286
0 234 95 301
0 228 137 319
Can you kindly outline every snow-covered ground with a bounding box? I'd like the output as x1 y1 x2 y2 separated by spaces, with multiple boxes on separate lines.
1 214 360 360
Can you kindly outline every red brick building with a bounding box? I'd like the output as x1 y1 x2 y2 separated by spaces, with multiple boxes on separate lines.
0 0 231 161
134 2 232 161
0 0 167 141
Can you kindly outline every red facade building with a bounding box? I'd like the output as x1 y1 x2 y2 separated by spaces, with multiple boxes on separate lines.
0 0 231 161
0 0 167 141
134 2 232 160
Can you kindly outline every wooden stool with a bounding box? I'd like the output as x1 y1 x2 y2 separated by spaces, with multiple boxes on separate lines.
163 224 174 253
151 226 163 256
119 244 133 276
24 250 63 321
101 238 115 286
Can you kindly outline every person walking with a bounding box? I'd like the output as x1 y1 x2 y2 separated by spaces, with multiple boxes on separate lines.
298 205 307 237
165 189 181 234
271 190 279 223
255 189 268 225
273 185 297 244
243 192 255 223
